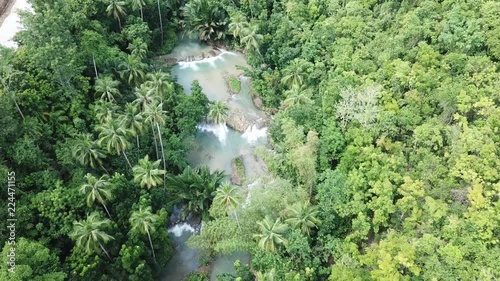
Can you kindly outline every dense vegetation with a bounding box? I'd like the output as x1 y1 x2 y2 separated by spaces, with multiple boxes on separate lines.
1 0 499 280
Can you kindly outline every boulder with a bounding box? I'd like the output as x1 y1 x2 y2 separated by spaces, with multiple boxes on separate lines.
252 96 263 109
226 108 250 132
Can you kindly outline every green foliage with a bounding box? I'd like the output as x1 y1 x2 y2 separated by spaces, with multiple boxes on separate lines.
227 75 241 94
167 166 225 218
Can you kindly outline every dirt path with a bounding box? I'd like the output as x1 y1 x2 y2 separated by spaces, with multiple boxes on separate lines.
0 0 16 25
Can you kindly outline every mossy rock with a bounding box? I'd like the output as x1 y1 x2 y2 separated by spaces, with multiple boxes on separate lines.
226 75 241 94
230 156 246 185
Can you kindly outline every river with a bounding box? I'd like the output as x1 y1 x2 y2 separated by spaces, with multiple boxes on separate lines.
163 41 268 280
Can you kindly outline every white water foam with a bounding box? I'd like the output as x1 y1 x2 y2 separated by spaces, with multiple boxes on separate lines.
196 122 229 144
242 124 267 143
177 49 237 70
168 223 195 237
0 0 33 48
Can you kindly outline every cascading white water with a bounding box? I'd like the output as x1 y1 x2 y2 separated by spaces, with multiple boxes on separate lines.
177 49 237 70
168 223 196 237
0 0 32 48
242 124 268 143
196 122 229 144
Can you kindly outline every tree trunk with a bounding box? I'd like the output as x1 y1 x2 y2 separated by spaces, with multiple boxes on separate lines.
156 122 167 187
136 135 140 148
233 209 242 233
151 123 159 159
13 99 25 121
99 242 112 261
147 230 157 263
140 7 143 20
100 164 110 174
122 151 133 170
118 17 122 30
157 0 163 46
1 80 25 120
92 54 99 78
102 203 112 219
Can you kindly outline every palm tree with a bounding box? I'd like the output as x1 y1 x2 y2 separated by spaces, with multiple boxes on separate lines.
106 0 127 29
132 155 166 189
80 174 113 218
94 101 119 124
118 55 147 85
240 25 263 56
120 103 145 147
207 101 228 124
145 71 173 99
284 202 321 235
127 39 148 59
130 0 145 20
282 85 313 109
95 75 121 102
97 118 133 169
70 212 114 261
73 134 107 172
213 184 242 232
281 59 307 88
132 84 157 111
253 216 288 252
130 206 159 262
144 102 167 174
167 166 225 217
228 14 249 39
133 85 160 158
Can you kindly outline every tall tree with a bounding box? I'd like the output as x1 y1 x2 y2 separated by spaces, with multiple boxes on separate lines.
80 174 113 218
130 0 145 20
213 184 243 232
120 103 145 147
132 155 166 189
94 101 119 124
253 216 288 253
145 71 172 99
207 101 229 124
284 202 321 235
97 119 133 169
144 102 168 175
95 75 121 102
240 24 263 56
130 206 159 263
73 134 107 171
70 212 114 261
106 0 127 29
118 55 147 85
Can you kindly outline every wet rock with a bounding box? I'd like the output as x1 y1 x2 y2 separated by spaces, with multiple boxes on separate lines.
226 108 250 132
252 96 263 109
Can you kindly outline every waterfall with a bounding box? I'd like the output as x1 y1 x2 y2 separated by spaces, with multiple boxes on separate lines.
168 223 195 237
242 124 267 143
177 48 238 70
196 122 229 144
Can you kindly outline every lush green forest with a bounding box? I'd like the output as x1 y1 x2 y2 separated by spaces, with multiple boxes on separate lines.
1 0 499 280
